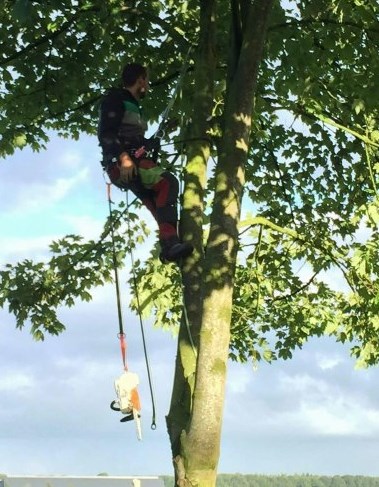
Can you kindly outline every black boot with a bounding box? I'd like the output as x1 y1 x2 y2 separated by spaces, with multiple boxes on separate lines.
160 237 194 263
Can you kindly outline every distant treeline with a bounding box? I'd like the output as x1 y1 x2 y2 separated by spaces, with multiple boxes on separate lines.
161 474 379 487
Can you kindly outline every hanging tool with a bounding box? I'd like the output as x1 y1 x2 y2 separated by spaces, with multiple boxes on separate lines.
106 182 143 440
111 369 142 441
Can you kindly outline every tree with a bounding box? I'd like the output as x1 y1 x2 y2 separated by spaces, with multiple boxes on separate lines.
1 0 379 485
330 478 347 487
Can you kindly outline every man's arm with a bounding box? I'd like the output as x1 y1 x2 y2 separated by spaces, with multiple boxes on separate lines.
98 91 137 183
98 90 125 158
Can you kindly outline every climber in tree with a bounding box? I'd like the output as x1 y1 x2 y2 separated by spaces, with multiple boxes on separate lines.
98 63 193 263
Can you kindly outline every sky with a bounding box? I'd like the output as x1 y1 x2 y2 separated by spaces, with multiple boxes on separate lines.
1 134 379 478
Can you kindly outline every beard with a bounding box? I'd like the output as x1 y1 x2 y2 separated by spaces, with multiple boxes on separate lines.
139 88 147 99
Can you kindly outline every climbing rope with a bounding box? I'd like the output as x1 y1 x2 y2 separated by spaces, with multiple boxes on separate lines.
106 182 127 368
106 183 156 438
125 190 157 430
153 45 194 143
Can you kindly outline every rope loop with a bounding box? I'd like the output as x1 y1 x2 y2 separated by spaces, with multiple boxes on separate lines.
118 332 127 370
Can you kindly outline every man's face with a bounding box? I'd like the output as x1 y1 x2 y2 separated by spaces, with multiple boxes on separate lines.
138 75 150 99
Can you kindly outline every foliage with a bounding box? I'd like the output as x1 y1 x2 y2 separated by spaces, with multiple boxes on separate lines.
1 0 379 368
0 203 150 340
0 0 199 155
2 0 379 484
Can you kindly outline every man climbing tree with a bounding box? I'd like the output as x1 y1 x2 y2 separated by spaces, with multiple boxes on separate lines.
1 0 379 486
98 62 193 263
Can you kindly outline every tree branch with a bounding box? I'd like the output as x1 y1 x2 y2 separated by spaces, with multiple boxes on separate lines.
240 215 299 239
298 105 379 148
269 270 320 302
1 4 190 69
120 6 191 45
269 17 379 35
239 215 357 292
261 96 379 149
0 8 92 67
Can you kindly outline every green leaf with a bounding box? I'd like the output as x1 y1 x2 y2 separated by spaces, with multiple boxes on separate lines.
11 0 32 24
352 99 365 115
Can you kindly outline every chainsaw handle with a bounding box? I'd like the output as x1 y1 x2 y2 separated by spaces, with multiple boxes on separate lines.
110 400 120 411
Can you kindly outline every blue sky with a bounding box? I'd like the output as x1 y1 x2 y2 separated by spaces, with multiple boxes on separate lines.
1 134 379 477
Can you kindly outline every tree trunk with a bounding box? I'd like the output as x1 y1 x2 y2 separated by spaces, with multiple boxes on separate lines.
166 0 216 472
167 1 274 485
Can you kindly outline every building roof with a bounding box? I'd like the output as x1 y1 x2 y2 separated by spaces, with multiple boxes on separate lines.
1 476 164 487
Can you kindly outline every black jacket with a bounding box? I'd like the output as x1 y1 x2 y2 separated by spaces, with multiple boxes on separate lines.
98 88 148 159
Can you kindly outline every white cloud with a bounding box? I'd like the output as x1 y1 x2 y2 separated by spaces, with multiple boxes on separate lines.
61 214 105 240
227 363 254 394
276 371 379 438
54 357 116 387
316 353 344 370
300 400 379 437
0 235 57 263
16 169 89 213
0 168 90 217
0 371 35 393
49 170 89 200
278 371 329 398
57 149 83 169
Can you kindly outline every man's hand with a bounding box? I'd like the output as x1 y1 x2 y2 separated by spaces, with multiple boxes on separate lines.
118 152 137 183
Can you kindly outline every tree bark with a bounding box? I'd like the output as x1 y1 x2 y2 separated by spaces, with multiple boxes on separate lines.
167 1 274 485
166 0 216 472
